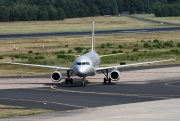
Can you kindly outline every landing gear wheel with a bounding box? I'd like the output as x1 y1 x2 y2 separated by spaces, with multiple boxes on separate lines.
81 81 85 87
65 79 68 84
108 78 112 84
70 78 73 84
104 78 106 84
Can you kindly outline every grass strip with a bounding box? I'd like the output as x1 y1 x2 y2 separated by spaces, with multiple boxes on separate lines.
0 104 52 119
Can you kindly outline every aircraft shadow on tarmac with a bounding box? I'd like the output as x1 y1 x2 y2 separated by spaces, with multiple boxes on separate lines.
5 80 116 87
2 77 118 87
2 77 177 88
2 77 180 91
54 81 116 88
48 78 180 88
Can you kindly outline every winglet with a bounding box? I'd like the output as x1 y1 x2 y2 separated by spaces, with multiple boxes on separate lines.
91 21 95 52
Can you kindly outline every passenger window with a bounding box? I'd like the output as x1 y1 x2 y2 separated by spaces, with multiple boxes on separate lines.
82 62 86 65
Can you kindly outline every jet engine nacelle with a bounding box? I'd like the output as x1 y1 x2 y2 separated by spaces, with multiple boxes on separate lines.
110 70 120 81
51 71 62 82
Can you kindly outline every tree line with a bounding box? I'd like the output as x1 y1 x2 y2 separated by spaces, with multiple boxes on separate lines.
154 3 180 17
0 0 179 21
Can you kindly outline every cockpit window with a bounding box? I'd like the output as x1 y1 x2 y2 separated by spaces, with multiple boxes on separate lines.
76 62 90 65
86 62 90 65
77 62 81 65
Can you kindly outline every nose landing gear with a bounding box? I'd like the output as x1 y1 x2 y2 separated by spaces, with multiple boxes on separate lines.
81 77 86 87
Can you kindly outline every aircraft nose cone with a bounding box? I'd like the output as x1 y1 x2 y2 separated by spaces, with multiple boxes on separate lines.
74 66 91 77
79 68 85 74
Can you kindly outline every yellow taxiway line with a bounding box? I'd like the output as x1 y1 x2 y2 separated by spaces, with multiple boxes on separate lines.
50 85 171 99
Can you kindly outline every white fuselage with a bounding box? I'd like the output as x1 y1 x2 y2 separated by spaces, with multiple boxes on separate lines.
73 51 100 77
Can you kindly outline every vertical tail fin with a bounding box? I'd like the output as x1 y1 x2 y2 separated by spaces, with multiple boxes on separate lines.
91 21 95 52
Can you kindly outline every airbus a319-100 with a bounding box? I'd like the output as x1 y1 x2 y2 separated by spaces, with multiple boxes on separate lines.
6 22 175 87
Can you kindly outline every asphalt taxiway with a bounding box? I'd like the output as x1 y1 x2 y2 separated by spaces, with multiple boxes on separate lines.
0 65 180 112
0 27 180 39
0 65 180 121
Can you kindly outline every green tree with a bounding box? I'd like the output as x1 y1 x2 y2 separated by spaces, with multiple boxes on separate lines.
0 0 180 21
16 3 29 21
170 4 180 16
76 3 89 17
161 5 169 17
9 4 21 21
57 7 65 20
0 6 9 21
155 3 179 17
110 0 118 15
129 0 144 14
48 5 58 20
123 0 131 12
117 0 123 14
67 1 76 18
27 5 39 21
37 6 49 20
155 6 163 17
0 0 13 6
36 0 55 6
143 0 152 13
83 0 99 16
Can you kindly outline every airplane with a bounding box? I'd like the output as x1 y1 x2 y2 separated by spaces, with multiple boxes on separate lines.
6 21 175 87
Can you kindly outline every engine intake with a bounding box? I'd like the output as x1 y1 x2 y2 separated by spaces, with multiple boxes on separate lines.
51 71 62 82
110 70 120 81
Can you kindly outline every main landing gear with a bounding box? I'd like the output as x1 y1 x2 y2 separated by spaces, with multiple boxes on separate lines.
102 69 111 84
65 70 73 84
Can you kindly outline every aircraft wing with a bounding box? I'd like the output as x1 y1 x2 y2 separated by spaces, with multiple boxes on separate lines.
6 62 72 70
96 59 175 71
100 53 124 57
64 54 81 57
